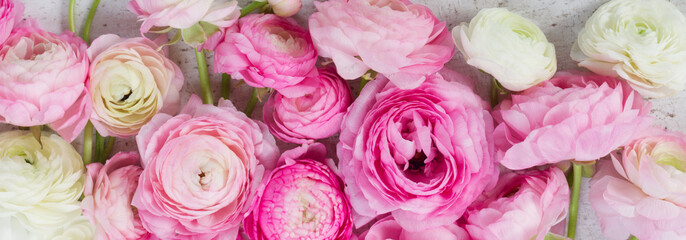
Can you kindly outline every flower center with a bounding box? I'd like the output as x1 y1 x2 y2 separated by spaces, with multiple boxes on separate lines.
408 152 426 173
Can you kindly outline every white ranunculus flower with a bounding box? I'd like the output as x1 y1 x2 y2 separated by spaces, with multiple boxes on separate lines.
453 8 556 91
571 0 686 98
0 131 85 238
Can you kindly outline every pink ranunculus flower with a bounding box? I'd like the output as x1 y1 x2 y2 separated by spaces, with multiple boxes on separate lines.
213 14 318 97
0 21 89 141
81 152 151 240
86 34 184 138
308 0 455 89
243 143 353 240
338 68 498 231
262 66 352 144
132 95 280 240
493 71 653 170
360 216 469 240
127 0 240 34
461 167 570 240
0 0 23 45
590 130 686 240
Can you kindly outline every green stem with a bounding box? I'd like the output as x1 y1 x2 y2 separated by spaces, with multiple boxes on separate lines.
567 163 582 239
244 88 258 117
221 74 232 100
82 122 93 165
490 78 500 108
82 0 101 44
629 236 639 240
195 49 213 105
240 1 269 17
103 137 115 161
68 0 76 33
94 132 105 163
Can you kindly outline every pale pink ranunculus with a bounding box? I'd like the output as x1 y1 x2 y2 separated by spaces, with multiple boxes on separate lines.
338 68 498 231
308 0 454 89
0 0 23 45
86 34 184 138
462 167 570 240
0 21 89 141
493 71 653 170
590 130 686 240
132 95 279 240
81 152 151 240
262 66 352 144
127 0 240 34
360 216 469 240
213 14 318 98
243 143 353 240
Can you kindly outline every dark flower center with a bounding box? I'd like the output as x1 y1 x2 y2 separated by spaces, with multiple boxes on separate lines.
408 152 427 172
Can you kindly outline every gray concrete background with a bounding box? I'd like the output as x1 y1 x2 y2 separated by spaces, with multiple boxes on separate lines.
13 0 686 239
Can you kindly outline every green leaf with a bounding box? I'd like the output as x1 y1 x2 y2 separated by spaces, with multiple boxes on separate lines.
544 233 571 240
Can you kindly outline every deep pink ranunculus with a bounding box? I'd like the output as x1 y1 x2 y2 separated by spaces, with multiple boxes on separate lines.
360 216 469 240
590 130 686 240
213 14 318 98
493 71 653 170
243 143 353 240
338 69 498 231
132 95 280 240
0 20 89 142
127 0 240 34
262 66 352 144
81 152 151 240
309 0 454 89
461 168 570 240
0 0 22 45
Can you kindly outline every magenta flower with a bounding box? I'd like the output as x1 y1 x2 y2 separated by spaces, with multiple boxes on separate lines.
0 21 89 141
81 152 151 240
243 143 353 240
590 130 686 240
309 0 454 89
213 14 318 97
360 216 468 240
132 95 279 240
493 71 653 170
0 0 22 45
461 168 570 240
338 69 498 231
262 66 352 144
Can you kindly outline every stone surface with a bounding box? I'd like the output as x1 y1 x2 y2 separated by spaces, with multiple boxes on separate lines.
13 0 686 239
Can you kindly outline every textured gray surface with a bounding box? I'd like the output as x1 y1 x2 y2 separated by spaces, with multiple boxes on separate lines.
13 0 686 239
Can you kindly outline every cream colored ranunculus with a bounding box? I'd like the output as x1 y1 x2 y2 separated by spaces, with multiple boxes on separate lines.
0 131 85 236
571 0 686 98
87 34 184 137
453 8 556 91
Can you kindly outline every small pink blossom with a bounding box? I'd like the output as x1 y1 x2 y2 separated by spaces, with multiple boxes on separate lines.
127 0 240 33
493 71 653 170
0 0 23 45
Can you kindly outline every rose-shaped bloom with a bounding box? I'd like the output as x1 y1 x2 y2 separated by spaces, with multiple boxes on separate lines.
360 216 469 240
268 0 302 17
571 0 686 98
461 168 569 240
0 131 85 235
453 8 556 91
590 130 686 240
132 95 279 240
263 67 351 144
309 0 454 89
0 0 23 45
493 71 653 170
243 143 353 240
81 152 150 240
127 0 240 36
86 35 184 138
213 14 318 97
0 22 89 141
338 69 498 231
